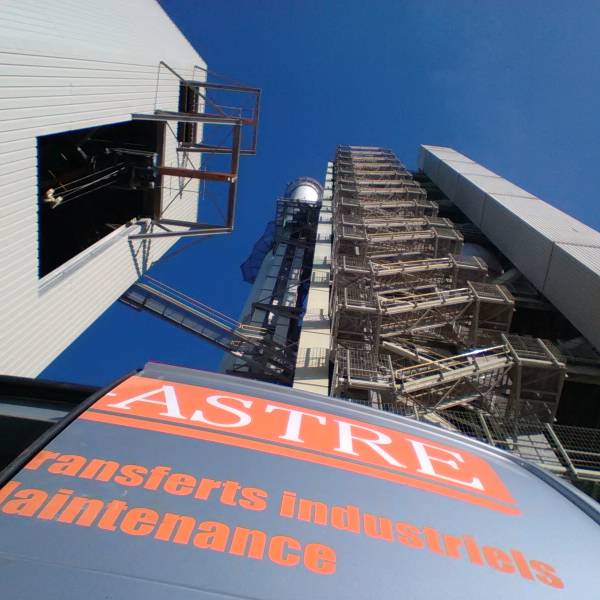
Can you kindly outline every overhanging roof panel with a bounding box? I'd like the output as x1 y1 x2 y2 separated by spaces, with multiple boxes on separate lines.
422 145 473 163
436 163 460 203
487 195 600 246
453 177 487 226
421 151 441 181
463 173 536 199
442 160 498 178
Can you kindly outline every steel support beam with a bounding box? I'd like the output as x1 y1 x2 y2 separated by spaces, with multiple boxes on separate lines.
158 166 236 183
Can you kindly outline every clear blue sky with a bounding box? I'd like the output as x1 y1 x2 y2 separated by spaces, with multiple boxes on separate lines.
41 0 600 386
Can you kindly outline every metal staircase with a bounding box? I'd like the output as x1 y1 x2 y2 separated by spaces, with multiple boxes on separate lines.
330 145 566 425
122 277 294 384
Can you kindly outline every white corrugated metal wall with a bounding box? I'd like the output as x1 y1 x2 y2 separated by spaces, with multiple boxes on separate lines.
419 145 600 351
0 0 205 376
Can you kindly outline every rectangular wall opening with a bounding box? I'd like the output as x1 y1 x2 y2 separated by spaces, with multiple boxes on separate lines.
37 120 164 278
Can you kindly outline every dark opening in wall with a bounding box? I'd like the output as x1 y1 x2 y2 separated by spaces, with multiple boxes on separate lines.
177 81 199 143
557 381 600 428
37 120 164 278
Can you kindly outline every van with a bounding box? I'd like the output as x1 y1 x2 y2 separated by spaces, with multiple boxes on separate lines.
1 362 598 598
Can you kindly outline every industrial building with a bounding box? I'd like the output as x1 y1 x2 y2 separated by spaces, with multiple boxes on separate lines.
127 144 600 494
323 145 600 493
123 177 323 386
3 0 595 492
0 0 258 377
221 177 324 383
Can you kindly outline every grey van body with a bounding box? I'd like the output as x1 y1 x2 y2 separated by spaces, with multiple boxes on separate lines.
0 362 598 598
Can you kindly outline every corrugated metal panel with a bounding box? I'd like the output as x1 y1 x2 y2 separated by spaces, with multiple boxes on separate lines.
486 194 600 246
421 151 441 180
0 0 201 65
434 159 460 201
0 0 205 376
479 196 555 289
3 226 147 374
442 160 497 178
421 145 473 163
557 244 600 274
464 174 535 199
452 176 487 226
544 244 600 351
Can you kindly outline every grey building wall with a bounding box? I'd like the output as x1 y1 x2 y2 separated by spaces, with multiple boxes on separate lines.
419 145 600 351
0 0 204 376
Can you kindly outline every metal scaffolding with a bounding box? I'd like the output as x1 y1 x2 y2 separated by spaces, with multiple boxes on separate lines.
130 61 261 240
330 146 566 425
122 179 323 386
122 277 295 385
362 401 600 486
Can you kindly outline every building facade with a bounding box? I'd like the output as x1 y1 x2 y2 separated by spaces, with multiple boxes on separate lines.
287 145 600 493
0 0 218 376
114 139 600 492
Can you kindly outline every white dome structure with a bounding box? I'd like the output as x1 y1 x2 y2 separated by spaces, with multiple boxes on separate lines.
285 177 323 203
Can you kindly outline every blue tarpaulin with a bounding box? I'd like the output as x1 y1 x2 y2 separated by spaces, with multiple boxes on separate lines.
240 221 276 283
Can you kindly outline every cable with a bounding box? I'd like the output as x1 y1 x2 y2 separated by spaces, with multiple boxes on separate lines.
52 179 117 207
52 163 125 192
59 167 124 199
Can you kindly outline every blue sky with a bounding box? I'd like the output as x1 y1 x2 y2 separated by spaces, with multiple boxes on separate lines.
41 1 600 386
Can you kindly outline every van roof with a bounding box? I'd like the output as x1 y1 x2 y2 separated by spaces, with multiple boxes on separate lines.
0 361 598 598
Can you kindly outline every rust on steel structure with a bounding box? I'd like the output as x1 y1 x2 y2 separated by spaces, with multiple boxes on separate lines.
330 146 566 423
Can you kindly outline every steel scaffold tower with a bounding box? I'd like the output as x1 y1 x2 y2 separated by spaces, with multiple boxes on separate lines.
330 146 566 423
